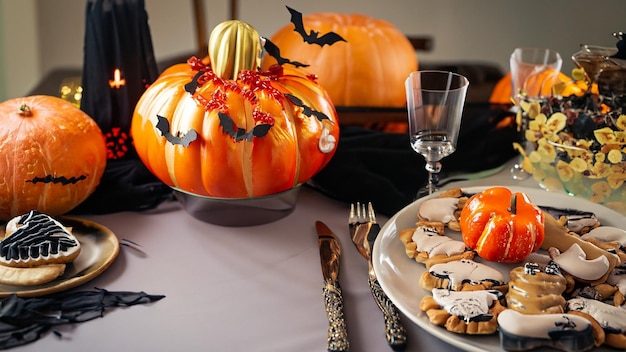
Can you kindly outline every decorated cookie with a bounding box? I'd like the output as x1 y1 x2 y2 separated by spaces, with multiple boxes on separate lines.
506 262 568 314
567 296 626 349
581 226 626 265
542 212 619 285
417 188 467 232
498 309 596 352
606 267 626 306
1 210 81 268
541 206 600 235
0 210 81 286
420 258 507 292
398 223 474 269
419 288 505 335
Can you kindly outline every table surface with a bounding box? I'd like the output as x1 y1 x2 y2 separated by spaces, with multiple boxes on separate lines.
10 158 542 352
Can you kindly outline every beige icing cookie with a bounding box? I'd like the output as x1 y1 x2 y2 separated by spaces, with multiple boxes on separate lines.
0 263 66 286
506 262 567 314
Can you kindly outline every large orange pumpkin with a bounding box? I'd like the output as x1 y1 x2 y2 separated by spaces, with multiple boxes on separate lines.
261 11 417 107
131 20 339 199
0 95 107 220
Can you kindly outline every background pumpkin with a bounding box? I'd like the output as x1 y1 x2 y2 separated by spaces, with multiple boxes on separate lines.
0 95 107 220
261 12 418 108
489 71 598 104
131 20 339 199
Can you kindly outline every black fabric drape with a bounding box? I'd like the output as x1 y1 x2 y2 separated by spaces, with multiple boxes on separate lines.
310 104 518 216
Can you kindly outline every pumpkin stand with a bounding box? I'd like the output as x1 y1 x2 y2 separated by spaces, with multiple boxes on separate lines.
131 20 340 226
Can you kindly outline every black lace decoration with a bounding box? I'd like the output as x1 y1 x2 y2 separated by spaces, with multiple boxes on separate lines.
0 288 165 349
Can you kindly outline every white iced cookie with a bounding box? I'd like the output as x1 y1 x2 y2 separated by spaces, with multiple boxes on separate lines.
607 267 626 296
420 259 506 292
550 243 610 282
398 224 474 268
567 296 626 349
411 226 466 257
581 226 626 247
419 288 505 335
418 197 459 225
498 309 595 352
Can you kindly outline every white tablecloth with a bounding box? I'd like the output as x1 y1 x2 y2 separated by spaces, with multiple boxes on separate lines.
11 159 539 352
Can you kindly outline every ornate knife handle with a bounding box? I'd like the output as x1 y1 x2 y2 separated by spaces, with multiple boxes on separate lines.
322 281 349 352
369 277 408 351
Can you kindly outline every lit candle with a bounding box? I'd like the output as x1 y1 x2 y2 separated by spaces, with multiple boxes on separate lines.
108 68 126 89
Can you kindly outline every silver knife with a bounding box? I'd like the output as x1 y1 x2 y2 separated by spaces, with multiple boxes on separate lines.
316 221 350 352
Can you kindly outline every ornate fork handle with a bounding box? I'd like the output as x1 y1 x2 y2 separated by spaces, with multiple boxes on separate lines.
323 280 350 352
369 276 408 350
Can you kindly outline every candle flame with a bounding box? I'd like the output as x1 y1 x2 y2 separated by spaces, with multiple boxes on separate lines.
109 68 126 89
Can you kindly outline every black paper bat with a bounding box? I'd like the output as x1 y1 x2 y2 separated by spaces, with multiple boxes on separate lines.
184 70 204 94
26 175 87 185
155 115 198 147
284 94 330 122
263 38 309 68
218 112 272 142
287 6 346 47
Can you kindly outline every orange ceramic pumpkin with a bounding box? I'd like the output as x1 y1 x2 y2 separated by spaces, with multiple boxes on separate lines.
0 95 107 220
131 20 339 199
262 12 417 107
459 187 545 263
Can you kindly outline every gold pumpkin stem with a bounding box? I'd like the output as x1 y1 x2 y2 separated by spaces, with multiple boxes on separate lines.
19 104 33 117
208 20 262 80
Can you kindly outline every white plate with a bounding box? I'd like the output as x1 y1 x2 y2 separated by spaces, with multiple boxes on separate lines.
372 185 625 352
0 216 120 297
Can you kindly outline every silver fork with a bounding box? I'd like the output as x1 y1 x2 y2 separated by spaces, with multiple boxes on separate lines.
349 202 408 351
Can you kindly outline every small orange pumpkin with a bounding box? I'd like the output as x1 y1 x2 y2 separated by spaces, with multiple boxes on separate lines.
459 187 545 263
131 20 339 199
0 95 107 220
262 12 417 108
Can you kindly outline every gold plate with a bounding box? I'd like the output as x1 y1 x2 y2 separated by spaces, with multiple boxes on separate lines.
0 216 120 298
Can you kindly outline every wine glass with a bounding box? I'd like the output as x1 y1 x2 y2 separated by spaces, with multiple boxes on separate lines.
405 70 469 198
509 47 562 180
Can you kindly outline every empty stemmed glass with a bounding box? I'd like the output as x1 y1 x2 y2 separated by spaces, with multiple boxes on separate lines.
405 70 469 198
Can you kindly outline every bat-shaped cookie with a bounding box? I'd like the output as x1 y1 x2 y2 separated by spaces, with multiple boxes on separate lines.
263 38 309 68
218 112 272 142
155 115 198 147
286 6 346 47
285 94 331 122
